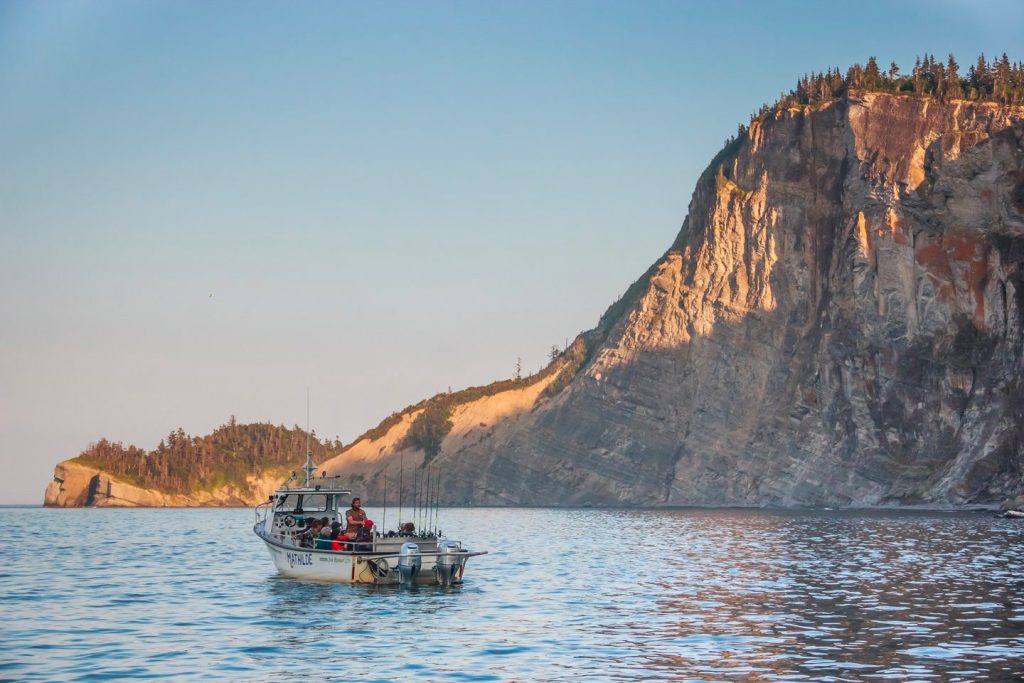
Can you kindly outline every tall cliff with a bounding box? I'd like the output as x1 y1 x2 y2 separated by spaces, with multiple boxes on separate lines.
322 92 1024 508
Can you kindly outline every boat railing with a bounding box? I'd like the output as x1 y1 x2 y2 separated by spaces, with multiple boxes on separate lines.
254 501 270 526
257 527 472 555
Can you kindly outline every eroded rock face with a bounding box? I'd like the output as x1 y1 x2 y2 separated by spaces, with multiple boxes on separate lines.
327 93 1024 508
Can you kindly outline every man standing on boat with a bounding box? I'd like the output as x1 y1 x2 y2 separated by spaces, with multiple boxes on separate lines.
344 497 367 536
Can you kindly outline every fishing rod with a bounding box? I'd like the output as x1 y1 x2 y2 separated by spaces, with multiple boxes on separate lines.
398 452 404 532
420 466 427 533
413 466 420 533
424 466 432 536
433 469 441 536
424 464 431 533
420 465 427 533
429 464 437 535
434 464 440 535
417 462 423 531
381 468 388 534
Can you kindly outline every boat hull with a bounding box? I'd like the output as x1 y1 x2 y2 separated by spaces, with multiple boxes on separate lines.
259 534 469 585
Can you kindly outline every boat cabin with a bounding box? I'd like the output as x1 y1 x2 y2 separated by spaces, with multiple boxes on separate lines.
264 479 353 537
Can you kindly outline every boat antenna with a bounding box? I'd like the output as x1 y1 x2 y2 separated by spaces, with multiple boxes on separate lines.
302 388 316 486
397 451 404 531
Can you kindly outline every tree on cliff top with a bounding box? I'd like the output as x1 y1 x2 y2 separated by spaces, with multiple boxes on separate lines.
863 56 881 89
765 52 1024 115
72 421 341 494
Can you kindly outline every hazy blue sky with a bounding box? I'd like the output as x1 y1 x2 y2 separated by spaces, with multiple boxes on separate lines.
1 0 1021 503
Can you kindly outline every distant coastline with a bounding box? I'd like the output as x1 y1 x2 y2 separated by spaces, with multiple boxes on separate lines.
19 501 1006 512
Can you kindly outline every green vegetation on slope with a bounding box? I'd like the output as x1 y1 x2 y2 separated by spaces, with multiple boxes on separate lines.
541 335 591 398
72 419 341 495
402 397 454 465
350 335 594 454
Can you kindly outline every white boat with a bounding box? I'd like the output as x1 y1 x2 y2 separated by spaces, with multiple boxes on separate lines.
253 448 485 585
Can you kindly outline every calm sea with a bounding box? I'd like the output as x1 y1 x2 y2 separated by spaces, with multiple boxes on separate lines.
2 506 1022 681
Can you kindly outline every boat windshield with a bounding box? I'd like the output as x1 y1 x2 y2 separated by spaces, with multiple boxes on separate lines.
275 493 332 512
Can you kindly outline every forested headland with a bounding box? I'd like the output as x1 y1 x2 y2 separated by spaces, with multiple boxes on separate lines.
72 419 341 494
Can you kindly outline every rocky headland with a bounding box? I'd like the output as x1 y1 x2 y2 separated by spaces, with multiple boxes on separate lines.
44 422 335 507
320 91 1024 509
46 66 1024 509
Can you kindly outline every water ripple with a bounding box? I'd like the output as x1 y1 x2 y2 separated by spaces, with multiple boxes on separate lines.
1 507 1022 680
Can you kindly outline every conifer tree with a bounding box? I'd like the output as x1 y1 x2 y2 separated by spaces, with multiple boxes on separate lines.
864 57 881 89
995 53 1012 103
946 54 962 99
846 64 861 89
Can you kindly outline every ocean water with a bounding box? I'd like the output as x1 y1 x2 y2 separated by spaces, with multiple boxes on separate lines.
2 506 1022 681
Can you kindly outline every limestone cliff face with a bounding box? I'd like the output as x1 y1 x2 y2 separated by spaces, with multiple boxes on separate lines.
44 461 282 507
324 93 1024 508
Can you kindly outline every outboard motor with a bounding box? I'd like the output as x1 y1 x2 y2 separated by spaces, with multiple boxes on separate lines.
435 540 464 586
397 542 422 586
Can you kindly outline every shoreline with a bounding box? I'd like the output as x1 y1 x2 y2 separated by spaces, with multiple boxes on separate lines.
21 502 1008 513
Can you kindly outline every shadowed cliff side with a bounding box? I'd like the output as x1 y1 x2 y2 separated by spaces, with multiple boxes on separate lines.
322 92 1024 509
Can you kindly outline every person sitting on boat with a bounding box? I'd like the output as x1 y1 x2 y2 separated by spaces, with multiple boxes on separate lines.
315 522 335 550
352 519 374 549
330 521 354 551
299 519 322 548
344 497 367 536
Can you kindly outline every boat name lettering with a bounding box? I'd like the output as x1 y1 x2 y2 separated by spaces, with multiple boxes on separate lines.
286 552 313 568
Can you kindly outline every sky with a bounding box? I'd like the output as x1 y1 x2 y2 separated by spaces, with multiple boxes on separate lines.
1 0 1021 504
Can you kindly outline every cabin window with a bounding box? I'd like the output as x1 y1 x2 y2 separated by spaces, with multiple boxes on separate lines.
274 493 330 512
275 494 301 511
301 494 330 511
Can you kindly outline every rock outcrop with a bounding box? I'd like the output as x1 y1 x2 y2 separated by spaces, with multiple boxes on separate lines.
44 461 281 507
323 93 1024 509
